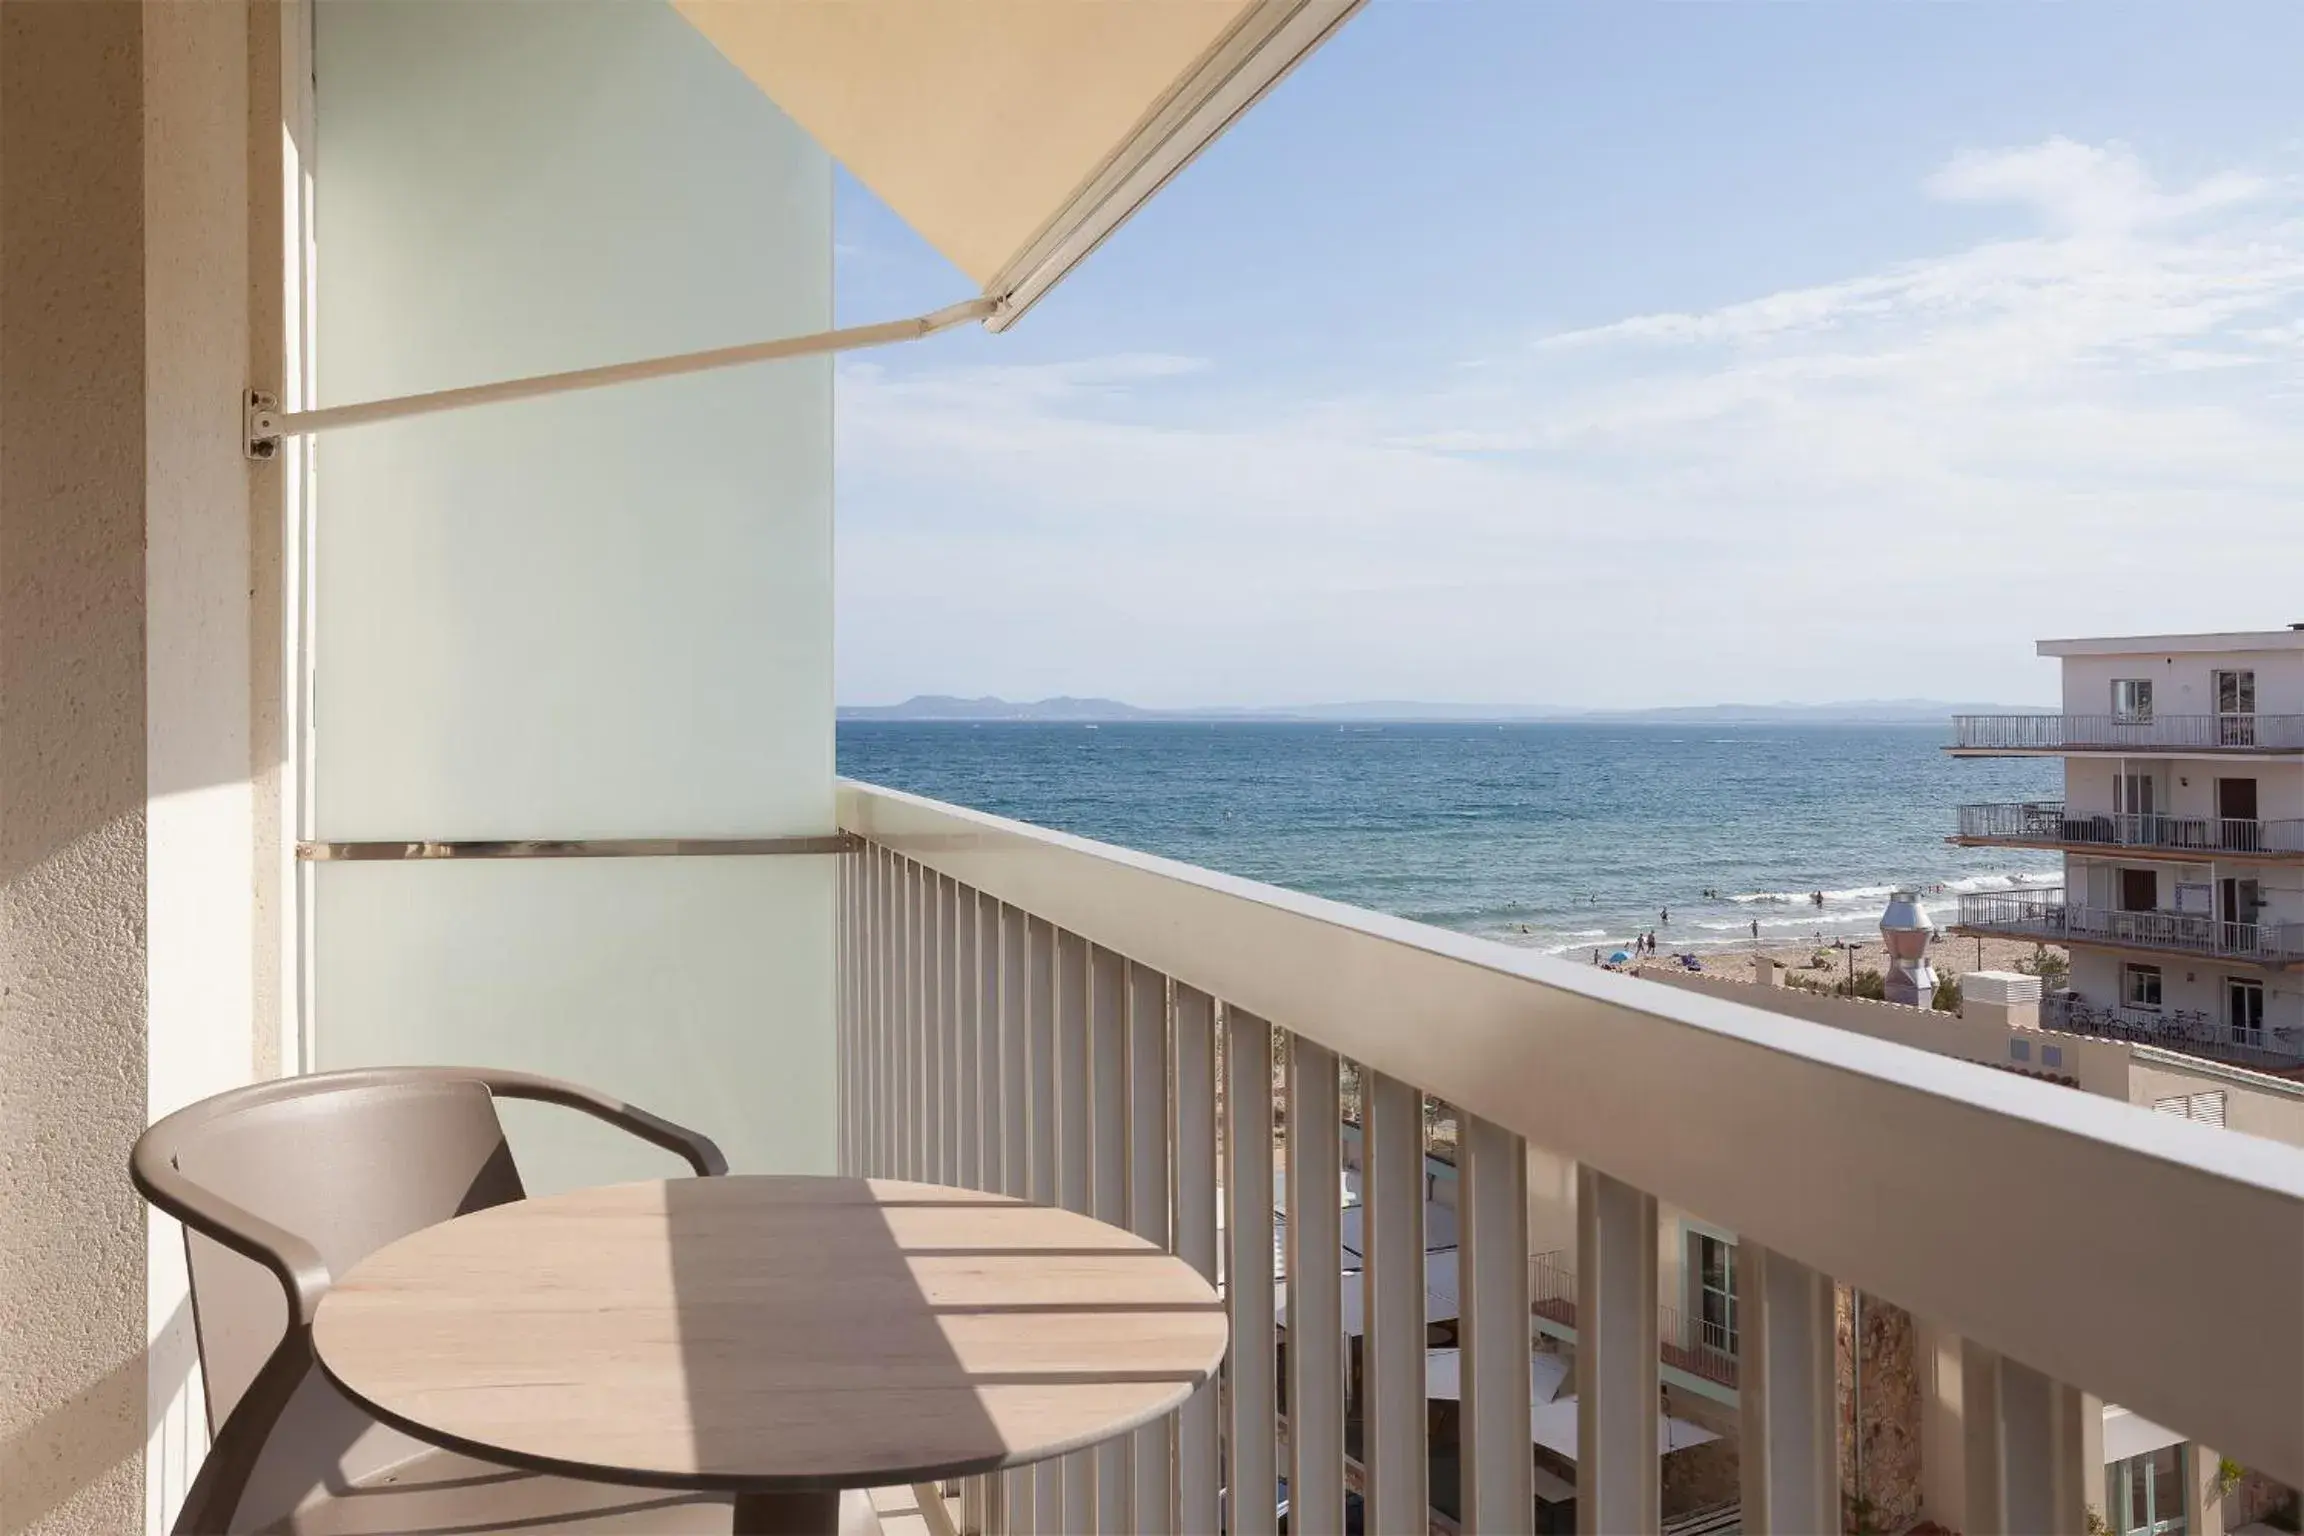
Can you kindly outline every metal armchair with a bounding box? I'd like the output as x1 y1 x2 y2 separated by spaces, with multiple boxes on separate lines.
130 1067 731 1534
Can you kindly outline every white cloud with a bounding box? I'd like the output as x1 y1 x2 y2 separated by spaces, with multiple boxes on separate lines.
837 139 2304 708
1924 137 2265 233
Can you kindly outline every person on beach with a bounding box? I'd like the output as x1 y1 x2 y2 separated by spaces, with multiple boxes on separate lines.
1750 918 1760 942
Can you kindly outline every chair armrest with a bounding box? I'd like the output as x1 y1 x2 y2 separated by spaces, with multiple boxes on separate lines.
474 1069 730 1176
129 1127 333 1326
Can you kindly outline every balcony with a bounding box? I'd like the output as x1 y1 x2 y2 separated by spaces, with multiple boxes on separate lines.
1953 887 2304 968
1954 801 2304 859
2041 996 2304 1074
1529 1251 1739 1395
836 780 2304 1530
1948 713 2304 754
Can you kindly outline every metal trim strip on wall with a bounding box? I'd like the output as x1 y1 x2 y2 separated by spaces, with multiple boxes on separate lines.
297 834 860 862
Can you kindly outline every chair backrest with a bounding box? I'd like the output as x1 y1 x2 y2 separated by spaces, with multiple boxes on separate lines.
160 1073 527 1432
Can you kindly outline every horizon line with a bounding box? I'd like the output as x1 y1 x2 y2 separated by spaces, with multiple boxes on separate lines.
836 694 2058 716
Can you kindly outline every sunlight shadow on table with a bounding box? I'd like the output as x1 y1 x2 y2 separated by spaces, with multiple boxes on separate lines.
660 1176 1227 1490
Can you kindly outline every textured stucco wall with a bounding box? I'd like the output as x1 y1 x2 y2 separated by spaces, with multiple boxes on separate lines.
0 5 152 1531
2 5 266 1529
142 0 260 1520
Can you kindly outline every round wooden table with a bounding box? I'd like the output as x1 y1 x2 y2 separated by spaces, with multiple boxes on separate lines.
313 1175 1228 1536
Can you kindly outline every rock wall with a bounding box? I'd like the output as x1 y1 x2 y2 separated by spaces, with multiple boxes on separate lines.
1660 1387 1741 1519
1839 1288 1923 1533
2224 1468 2300 1531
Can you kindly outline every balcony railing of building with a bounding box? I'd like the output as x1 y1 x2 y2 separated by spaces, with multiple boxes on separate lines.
1950 713 2304 752
1528 1251 1739 1394
1955 887 2304 967
836 780 2304 1535
2040 995 2304 1072
1529 1248 1577 1335
1955 801 2304 857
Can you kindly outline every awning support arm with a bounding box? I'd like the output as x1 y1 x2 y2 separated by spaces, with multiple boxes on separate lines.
243 295 997 459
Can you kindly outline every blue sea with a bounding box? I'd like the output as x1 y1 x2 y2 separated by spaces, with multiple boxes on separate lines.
836 722 2062 957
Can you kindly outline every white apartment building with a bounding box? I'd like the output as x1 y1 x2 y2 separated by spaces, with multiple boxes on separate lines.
1952 628 2304 1073
1646 958 2304 1534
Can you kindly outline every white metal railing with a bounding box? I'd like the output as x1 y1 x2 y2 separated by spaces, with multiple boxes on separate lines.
1956 887 2304 966
836 780 2304 1533
2041 995 2304 1071
1951 713 2304 751
1956 801 2304 856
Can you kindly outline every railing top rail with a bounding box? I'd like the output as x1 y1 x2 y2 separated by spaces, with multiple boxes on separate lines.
1954 805 2304 855
1952 712 2304 722
1959 890 2304 935
841 779 2304 1480
1950 713 2304 750
1955 800 2304 823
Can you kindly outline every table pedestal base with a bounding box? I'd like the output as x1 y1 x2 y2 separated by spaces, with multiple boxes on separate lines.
732 1488 842 1536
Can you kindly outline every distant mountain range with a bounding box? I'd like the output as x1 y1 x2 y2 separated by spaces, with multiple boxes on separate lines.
836 695 2055 725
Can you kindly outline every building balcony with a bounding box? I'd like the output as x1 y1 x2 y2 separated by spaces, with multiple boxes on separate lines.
1529 1250 1739 1395
2040 995 2304 1074
1954 802 2304 860
1948 713 2304 755
1953 887 2304 968
836 781 2304 1524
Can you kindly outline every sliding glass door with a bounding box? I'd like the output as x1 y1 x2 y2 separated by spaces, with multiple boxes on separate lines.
2108 1445 2188 1536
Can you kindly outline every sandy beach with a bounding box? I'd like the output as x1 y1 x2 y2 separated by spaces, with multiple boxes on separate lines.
1628 930 2061 986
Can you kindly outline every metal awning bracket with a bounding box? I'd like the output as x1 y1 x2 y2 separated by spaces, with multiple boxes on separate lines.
239 296 995 461
246 390 283 461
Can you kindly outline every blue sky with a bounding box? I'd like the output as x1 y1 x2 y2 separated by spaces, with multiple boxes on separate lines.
833 3 2304 709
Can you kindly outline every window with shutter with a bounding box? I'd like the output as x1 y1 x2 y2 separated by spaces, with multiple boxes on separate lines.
2151 1091 2228 1127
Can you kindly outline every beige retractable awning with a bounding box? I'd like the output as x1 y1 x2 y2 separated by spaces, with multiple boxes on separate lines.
674 0 1363 327
249 0 1363 451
